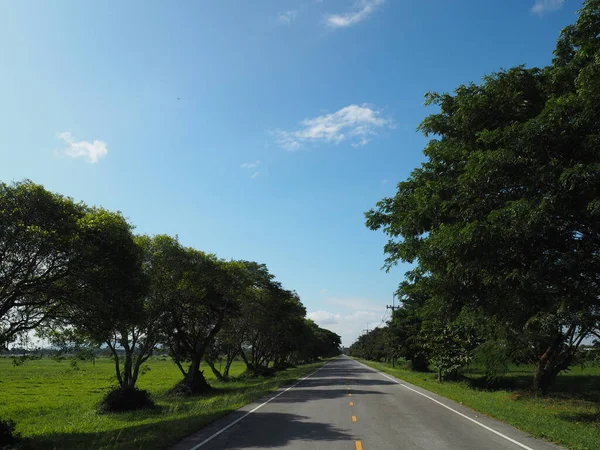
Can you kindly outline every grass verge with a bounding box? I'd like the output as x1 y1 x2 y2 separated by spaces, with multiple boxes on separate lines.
0 358 324 450
353 358 600 450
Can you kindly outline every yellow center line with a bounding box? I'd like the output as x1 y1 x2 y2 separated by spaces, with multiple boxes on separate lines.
349 401 354 406
355 441 363 450
352 415 357 422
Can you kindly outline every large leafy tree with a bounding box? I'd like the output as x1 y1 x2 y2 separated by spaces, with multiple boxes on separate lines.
61 209 152 395
0 181 84 349
366 0 600 394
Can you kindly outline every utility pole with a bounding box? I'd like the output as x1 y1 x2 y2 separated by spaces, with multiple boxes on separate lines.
386 293 399 368
362 323 370 335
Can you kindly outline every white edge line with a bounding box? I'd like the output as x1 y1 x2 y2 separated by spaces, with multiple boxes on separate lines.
188 363 328 450
353 360 535 450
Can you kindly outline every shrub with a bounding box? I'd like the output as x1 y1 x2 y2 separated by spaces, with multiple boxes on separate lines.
0 418 18 447
98 386 155 413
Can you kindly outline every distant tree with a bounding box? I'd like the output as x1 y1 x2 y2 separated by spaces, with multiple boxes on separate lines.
366 0 600 394
239 284 307 375
204 262 275 380
386 283 429 371
349 328 387 361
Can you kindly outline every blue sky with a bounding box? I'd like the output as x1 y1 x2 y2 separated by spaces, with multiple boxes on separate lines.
0 0 582 345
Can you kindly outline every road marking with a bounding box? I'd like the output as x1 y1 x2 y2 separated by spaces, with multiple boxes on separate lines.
355 440 363 450
187 364 328 449
353 360 535 450
348 393 352 397
352 415 357 422
349 401 354 406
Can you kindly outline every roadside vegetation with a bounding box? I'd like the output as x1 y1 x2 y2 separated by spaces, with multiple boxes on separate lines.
0 179 341 447
0 357 324 450
354 1 600 449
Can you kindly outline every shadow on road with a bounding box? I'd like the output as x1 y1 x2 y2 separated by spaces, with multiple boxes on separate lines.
201 412 355 449
271 387 385 403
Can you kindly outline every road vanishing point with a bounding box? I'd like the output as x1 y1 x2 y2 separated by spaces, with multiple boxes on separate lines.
171 356 562 450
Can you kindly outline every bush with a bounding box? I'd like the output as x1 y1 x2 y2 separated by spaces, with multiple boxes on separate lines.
0 418 18 447
168 377 212 397
98 386 155 413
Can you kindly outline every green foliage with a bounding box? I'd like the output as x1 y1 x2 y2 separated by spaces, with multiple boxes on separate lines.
0 180 84 348
473 340 511 384
364 0 600 393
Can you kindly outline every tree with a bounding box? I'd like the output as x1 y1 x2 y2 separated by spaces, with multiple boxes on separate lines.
386 283 429 371
366 0 600 394
59 209 156 410
239 283 307 375
0 180 84 349
349 328 387 361
163 252 247 393
204 262 276 380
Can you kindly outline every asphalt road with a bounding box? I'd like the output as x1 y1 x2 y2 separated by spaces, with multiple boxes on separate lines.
171 356 562 450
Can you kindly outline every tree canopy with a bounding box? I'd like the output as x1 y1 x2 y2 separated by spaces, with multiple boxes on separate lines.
364 0 600 393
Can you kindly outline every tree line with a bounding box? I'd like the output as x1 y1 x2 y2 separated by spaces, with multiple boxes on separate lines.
0 180 341 413
352 0 600 396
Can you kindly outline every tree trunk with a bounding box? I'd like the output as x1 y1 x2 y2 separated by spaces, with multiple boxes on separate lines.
533 363 558 395
184 357 211 394
205 358 224 382
239 348 253 371
533 333 570 395
223 359 233 378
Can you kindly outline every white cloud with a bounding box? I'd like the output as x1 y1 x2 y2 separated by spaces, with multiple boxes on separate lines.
277 10 297 25
381 179 389 184
320 288 327 294
273 104 392 150
251 172 260 179
326 0 384 28
531 0 565 15
308 310 341 325
241 160 261 169
308 307 387 346
56 132 107 163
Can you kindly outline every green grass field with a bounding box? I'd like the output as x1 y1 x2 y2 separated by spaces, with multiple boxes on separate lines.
0 357 324 450
354 358 600 450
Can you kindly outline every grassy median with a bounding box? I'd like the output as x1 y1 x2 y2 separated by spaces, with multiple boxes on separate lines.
0 357 324 450
354 358 600 450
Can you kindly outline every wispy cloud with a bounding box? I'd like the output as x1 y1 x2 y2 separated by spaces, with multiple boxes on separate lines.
56 132 107 163
241 160 261 169
321 288 328 294
273 104 393 151
277 10 297 25
531 0 565 15
241 160 262 179
326 0 384 28
381 179 389 184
